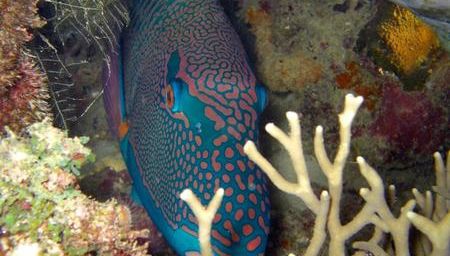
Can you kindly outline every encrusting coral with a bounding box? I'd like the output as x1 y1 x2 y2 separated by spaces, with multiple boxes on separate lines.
0 120 149 255
244 6 322 92
0 0 52 133
378 5 440 75
388 0 450 52
243 94 450 256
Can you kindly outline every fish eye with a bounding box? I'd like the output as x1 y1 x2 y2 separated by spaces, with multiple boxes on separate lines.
164 79 183 112
256 83 268 113
165 85 175 109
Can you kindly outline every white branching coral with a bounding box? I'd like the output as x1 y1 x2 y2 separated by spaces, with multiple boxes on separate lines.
407 152 450 256
180 188 224 256
244 94 450 256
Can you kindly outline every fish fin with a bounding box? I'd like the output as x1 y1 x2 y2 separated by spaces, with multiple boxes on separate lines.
103 42 127 139
131 184 143 206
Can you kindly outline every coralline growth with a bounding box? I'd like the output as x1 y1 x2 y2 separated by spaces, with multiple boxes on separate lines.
378 5 440 75
388 0 450 52
0 120 149 255
245 6 322 92
243 94 450 256
0 0 52 133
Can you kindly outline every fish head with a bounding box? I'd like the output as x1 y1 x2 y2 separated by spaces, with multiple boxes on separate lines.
158 46 270 256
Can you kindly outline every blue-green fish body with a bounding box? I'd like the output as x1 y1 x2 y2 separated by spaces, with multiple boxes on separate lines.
104 0 270 255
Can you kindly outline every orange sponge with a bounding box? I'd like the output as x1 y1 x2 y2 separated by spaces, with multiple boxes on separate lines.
378 5 440 75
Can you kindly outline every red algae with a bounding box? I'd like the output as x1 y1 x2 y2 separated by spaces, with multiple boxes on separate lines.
334 61 382 110
369 84 446 159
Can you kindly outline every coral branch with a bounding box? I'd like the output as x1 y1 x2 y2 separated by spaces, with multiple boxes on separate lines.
433 151 449 220
180 188 224 256
245 94 365 255
407 212 450 256
304 191 330 256
357 156 415 255
408 151 450 256
314 94 366 255
244 93 450 256
244 111 321 214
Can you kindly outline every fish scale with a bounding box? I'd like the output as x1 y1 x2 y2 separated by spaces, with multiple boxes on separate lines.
104 0 270 255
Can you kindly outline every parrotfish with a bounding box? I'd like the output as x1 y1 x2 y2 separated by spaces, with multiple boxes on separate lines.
103 0 270 255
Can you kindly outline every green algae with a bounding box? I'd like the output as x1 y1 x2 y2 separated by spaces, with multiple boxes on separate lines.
0 119 148 255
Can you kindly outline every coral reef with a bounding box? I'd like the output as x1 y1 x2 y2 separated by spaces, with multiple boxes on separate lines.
28 0 129 129
331 59 448 165
243 0 375 92
332 61 383 110
15 1 444 255
378 5 440 75
210 3 448 254
0 0 51 133
368 84 446 161
79 166 176 255
388 0 450 52
245 6 322 92
44 0 129 60
0 120 149 255
0 0 44 92
244 94 450 256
